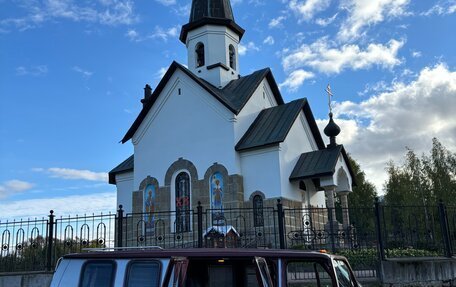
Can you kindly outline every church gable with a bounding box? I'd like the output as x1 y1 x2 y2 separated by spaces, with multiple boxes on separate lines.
121 61 284 144
132 67 233 145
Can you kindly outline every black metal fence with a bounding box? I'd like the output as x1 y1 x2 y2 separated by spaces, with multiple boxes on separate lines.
1 199 455 280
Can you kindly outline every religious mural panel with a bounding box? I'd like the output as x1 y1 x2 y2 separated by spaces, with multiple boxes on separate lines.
210 172 224 225
144 184 156 234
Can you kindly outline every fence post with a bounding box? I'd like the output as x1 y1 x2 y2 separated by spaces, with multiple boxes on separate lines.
438 200 452 258
197 202 203 248
46 210 55 271
277 199 285 249
374 197 386 260
117 205 124 248
327 207 336 253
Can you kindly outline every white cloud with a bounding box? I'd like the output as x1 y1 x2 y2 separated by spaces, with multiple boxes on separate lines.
411 50 422 58
149 25 180 41
421 1 456 16
289 0 331 22
279 69 315 91
0 192 116 220
0 0 138 32
324 63 456 192
263 35 275 45
155 0 176 6
0 180 35 199
238 41 260 56
15 65 48 76
72 66 93 78
125 29 139 41
315 13 338 26
338 0 410 41
155 67 168 79
35 168 108 182
282 38 404 74
268 15 286 28
125 25 179 42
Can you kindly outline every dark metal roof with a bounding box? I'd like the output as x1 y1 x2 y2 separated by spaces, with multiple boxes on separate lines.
289 145 357 186
108 155 134 184
290 146 343 181
121 61 284 144
180 0 244 43
190 0 234 22
235 99 325 152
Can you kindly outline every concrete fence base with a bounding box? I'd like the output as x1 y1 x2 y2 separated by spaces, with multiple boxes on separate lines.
0 272 53 287
381 257 456 287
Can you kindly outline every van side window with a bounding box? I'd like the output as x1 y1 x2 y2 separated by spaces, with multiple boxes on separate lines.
126 261 161 287
80 261 115 287
286 261 333 286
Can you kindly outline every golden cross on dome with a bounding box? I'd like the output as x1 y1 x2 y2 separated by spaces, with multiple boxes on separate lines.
325 84 333 114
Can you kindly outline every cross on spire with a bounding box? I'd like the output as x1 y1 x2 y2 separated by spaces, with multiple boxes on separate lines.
325 84 333 114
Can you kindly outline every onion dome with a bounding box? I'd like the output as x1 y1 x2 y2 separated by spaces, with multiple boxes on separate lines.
324 112 341 148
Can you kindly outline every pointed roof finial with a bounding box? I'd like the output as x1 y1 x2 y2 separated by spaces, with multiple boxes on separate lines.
324 84 341 148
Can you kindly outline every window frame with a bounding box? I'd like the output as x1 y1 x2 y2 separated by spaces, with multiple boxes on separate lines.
195 42 205 68
229 44 236 70
78 260 117 287
124 259 163 287
175 171 191 233
253 195 264 227
284 259 337 287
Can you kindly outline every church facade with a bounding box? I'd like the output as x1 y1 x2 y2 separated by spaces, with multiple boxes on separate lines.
109 0 355 232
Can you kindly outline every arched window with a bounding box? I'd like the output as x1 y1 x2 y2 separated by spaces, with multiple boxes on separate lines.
195 43 205 67
210 172 224 224
253 195 264 227
175 172 190 232
229 44 236 70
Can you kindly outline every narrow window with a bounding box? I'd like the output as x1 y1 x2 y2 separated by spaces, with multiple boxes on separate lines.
195 43 205 67
253 195 264 227
175 172 191 232
229 44 236 70
210 172 224 224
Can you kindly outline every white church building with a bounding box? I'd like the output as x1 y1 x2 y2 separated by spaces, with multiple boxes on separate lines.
109 0 355 231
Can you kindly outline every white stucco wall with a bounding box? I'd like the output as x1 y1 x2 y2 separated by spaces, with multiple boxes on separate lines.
186 25 240 88
115 171 134 213
279 111 320 202
334 154 353 192
132 69 238 190
234 79 277 144
239 146 282 201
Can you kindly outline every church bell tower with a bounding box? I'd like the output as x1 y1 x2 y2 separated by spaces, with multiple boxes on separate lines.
180 0 245 88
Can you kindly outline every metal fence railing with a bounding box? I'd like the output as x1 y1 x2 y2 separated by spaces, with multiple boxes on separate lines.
1 199 455 282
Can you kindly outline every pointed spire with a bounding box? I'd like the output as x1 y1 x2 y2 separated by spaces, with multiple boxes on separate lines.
180 0 244 43
189 0 234 22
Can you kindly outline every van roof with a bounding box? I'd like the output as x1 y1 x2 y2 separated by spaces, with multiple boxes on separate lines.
63 248 335 260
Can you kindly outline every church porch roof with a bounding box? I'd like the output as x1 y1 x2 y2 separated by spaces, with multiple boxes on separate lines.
289 145 357 186
235 98 325 152
109 155 134 184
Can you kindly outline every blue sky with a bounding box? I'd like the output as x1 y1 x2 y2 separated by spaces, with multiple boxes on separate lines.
0 0 455 219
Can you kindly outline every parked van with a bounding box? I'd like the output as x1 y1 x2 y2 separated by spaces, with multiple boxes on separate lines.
50 248 360 287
